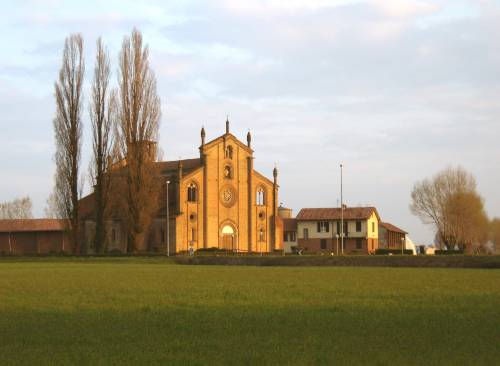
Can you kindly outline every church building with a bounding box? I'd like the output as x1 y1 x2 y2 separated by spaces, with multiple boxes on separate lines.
80 120 283 254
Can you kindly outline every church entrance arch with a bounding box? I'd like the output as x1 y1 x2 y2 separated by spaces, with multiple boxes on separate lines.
220 222 238 251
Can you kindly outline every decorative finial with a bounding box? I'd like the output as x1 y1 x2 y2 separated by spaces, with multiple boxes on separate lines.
273 164 278 179
201 126 206 145
247 129 252 148
225 116 229 134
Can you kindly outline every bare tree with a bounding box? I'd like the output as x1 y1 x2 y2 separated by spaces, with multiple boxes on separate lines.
44 191 66 219
115 29 161 252
89 37 115 253
52 33 85 253
443 191 489 251
410 166 488 251
0 196 33 219
490 218 500 254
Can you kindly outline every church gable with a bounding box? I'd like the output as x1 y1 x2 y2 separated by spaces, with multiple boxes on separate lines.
203 133 253 157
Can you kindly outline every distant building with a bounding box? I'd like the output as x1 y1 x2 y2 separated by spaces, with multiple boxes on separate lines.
278 205 297 253
378 222 407 250
0 219 69 255
295 207 380 254
282 218 297 253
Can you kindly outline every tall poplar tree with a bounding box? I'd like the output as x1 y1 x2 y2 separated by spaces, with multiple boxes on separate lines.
53 33 85 253
89 37 115 253
115 29 161 252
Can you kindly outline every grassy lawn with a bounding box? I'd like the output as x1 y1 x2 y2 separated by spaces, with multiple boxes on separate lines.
0 258 498 365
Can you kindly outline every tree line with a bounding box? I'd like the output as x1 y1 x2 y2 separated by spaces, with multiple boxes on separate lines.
0 196 33 219
410 166 499 253
46 29 161 254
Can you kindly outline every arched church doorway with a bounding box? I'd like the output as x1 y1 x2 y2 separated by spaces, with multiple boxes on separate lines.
220 224 237 251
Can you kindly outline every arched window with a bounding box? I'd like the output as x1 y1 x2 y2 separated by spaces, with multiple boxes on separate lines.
259 228 265 242
222 225 234 235
187 183 198 202
256 187 265 206
225 145 233 159
224 165 233 179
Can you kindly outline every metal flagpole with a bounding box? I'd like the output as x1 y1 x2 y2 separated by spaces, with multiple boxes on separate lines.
166 180 170 257
340 164 344 255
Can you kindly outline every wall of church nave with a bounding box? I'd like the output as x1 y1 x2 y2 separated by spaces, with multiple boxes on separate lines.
147 218 176 253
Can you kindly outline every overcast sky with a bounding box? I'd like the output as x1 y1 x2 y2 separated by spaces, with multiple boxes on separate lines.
1 0 499 244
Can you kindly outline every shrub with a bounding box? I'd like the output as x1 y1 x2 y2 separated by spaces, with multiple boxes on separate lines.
375 249 413 255
435 250 464 255
196 247 219 253
290 246 304 254
108 249 123 255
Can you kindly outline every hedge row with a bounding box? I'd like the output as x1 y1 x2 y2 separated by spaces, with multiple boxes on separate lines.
435 250 465 255
172 255 500 268
375 249 414 255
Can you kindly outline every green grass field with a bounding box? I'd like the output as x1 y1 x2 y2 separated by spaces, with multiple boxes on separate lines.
0 258 498 365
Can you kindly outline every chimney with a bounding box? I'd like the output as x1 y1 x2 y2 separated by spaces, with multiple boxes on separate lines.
126 140 157 163
178 160 183 180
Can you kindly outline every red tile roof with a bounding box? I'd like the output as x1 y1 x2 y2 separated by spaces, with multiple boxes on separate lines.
296 207 380 221
282 218 297 231
0 219 68 233
155 158 203 174
380 222 407 234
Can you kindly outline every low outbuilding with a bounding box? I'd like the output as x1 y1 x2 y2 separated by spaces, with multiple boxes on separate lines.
0 219 69 255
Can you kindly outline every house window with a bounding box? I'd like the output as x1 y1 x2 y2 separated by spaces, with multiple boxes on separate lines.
356 221 361 232
187 183 198 202
284 231 296 242
320 239 327 249
336 221 348 236
372 222 375 233
191 228 196 242
256 187 265 206
317 221 329 233
259 228 265 242
303 228 309 240
111 228 116 243
225 145 233 159
356 238 362 249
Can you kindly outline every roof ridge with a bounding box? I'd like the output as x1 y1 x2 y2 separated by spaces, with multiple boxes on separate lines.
156 157 201 164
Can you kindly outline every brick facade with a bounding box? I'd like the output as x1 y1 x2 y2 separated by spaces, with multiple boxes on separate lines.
0 219 69 255
379 222 407 250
